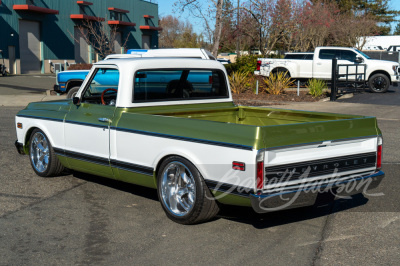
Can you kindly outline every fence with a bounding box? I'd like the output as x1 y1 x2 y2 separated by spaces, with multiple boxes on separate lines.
363 51 400 63
330 58 367 101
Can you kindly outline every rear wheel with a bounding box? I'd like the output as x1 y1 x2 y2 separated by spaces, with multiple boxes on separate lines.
29 129 64 177
67 86 80 99
369 74 389 93
272 68 290 78
157 156 219 224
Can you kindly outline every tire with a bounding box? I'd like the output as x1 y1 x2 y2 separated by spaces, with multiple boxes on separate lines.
29 129 64 177
368 74 389 93
67 86 80 99
157 156 219 224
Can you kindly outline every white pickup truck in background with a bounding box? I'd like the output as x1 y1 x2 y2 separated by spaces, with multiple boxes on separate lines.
254 47 400 93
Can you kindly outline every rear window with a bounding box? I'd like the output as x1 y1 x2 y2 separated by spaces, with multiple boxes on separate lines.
284 54 313 60
133 69 229 102
319 49 339 60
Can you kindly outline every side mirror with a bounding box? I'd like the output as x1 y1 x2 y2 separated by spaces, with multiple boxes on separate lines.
355 57 363 63
72 97 80 105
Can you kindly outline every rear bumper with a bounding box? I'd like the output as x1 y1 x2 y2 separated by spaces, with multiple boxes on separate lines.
250 171 385 213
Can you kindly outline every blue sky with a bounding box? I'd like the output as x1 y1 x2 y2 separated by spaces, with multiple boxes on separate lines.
158 0 400 34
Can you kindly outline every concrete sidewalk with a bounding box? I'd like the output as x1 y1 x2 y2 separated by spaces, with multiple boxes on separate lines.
0 90 67 107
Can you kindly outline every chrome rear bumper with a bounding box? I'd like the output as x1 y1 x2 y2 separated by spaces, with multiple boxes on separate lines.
250 171 384 213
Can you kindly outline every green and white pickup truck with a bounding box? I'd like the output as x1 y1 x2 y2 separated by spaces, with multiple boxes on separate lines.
15 57 384 224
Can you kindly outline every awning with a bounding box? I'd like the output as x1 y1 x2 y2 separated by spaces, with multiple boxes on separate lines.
13 5 59 15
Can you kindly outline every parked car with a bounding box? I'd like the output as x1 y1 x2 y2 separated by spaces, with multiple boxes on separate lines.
255 46 400 93
54 48 216 98
217 58 231 64
16 57 384 224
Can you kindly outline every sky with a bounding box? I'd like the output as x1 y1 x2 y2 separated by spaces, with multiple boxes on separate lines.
158 0 400 35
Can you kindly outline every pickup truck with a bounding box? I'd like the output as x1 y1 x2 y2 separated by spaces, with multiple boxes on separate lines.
54 48 215 98
15 57 384 224
255 46 400 93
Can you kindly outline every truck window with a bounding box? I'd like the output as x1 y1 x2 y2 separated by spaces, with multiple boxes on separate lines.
133 69 229 102
340 50 357 61
319 49 340 60
304 54 314 60
284 54 304 59
82 68 119 104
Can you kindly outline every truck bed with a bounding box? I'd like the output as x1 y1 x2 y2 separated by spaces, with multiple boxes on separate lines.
126 105 379 150
158 106 360 126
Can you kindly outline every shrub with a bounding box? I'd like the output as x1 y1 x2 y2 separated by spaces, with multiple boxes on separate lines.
307 79 327 98
68 63 93 70
263 72 294 95
224 54 259 75
228 70 252 94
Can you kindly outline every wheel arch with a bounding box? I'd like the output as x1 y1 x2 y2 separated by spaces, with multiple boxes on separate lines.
153 151 209 188
368 70 391 84
65 79 84 92
23 126 56 154
271 67 291 77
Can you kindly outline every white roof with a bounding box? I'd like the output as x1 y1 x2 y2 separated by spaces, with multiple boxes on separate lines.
85 58 232 108
105 48 214 60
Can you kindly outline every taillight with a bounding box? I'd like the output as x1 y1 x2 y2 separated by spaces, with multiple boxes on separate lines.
256 151 264 190
256 60 261 71
377 136 383 170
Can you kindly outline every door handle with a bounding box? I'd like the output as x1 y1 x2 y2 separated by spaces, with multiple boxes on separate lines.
317 62 322 65
98 118 111 123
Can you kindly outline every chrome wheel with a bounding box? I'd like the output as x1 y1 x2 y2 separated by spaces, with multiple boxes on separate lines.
160 161 196 216
30 131 49 173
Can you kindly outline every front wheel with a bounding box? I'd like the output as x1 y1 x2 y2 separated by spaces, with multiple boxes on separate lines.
369 74 389 93
29 129 64 177
67 86 80 99
157 156 219 224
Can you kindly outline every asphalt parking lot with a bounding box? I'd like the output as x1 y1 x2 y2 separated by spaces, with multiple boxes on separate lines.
0 76 399 265
337 86 400 105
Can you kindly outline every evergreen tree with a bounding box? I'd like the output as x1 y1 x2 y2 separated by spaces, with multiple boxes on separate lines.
314 0 399 35
394 22 400 35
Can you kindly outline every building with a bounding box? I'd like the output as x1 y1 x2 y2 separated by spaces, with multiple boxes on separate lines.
0 0 159 74
358 35 400 51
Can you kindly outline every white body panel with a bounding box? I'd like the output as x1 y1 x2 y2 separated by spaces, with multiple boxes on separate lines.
256 46 400 83
111 130 257 188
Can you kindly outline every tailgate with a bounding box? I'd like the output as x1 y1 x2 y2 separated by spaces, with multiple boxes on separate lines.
259 116 380 191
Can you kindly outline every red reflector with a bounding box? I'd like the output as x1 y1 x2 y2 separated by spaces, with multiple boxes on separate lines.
209 75 213 84
377 145 382 169
256 60 261 71
257 161 264 190
233 161 245 171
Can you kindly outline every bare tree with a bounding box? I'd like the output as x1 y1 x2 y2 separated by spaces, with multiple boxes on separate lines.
241 0 299 55
73 19 130 60
159 15 205 48
174 0 225 56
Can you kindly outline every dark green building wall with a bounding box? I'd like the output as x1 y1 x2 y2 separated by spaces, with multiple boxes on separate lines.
0 0 159 72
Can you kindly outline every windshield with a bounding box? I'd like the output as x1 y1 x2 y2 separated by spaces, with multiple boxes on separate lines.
355 49 371 59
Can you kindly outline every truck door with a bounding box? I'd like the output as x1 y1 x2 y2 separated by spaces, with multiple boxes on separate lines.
313 49 340 79
64 67 119 177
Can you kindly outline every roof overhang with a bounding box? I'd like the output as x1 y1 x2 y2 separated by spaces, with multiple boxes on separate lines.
13 4 59 15
108 20 136 27
108 7 129 13
140 26 161 31
77 1 93 5
70 14 105 22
